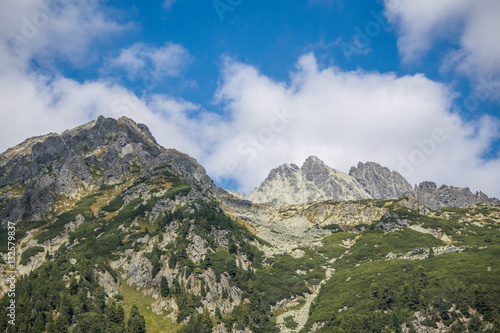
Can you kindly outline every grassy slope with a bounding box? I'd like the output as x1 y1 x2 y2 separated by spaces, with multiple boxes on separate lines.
303 206 500 332
119 279 181 333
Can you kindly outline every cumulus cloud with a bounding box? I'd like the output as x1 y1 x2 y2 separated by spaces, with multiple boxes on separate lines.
0 0 196 158
108 42 191 79
384 0 500 86
2 0 129 66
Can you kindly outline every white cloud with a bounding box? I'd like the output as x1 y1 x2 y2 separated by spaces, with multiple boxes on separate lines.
1 0 129 66
0 0 196 159
108 42 191 79
384 0 500 86
454 0 500 78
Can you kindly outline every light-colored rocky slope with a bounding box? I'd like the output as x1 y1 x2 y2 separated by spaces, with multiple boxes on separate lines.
248 156 370 205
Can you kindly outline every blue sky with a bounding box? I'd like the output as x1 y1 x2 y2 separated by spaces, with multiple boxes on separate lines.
1 0 499 197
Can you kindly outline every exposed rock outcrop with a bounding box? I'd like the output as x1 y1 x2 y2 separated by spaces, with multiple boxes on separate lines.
416 181 500 210
349 161 415 199
248 156 370 205
248 157 498 210
0 116 221 227
376 212 411 232
95 270 120 297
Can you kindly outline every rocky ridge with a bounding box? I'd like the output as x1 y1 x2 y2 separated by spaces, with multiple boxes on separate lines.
0 116 221 227
247 156 499 210
415 181 500 210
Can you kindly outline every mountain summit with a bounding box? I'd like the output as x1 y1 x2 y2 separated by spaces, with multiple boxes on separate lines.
248 156 370 204
0 116 219 226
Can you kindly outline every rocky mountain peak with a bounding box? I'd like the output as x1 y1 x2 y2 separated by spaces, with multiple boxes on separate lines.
416 181 438 193
302 155 326 168
0 116 164 188
349 161 415 200
248 156 370 205
0 116 218 226
248 157 499 209
60 115 158 154
268 162 300 179
1 116 158 166
301 156 336 178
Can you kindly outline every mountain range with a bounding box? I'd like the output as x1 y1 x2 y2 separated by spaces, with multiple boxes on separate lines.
0 116 499 333
246 155 499 210
1 115 498 227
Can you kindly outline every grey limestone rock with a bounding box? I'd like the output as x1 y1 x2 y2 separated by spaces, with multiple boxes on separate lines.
349 161 415 199
416 181 500 210
95 270 120 297
248 156 370 205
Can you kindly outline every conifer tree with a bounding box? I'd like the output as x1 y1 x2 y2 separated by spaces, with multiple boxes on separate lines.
228 237 237 254
226 258 237 278
201 307 213 333
127 305 146 333
215 306 222 320
161 276 170 297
